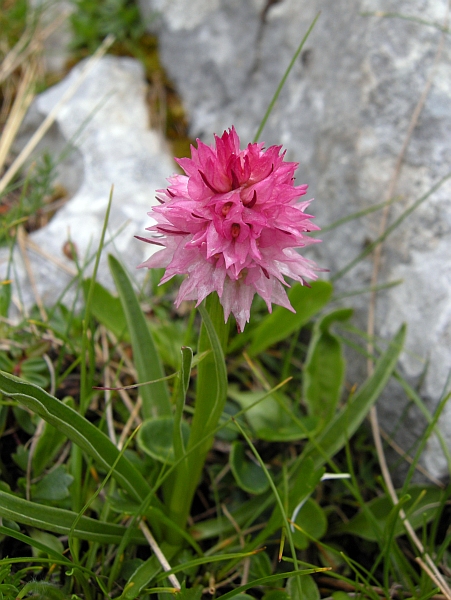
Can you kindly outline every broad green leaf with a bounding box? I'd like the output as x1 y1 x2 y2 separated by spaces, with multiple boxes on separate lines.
228 387 318 442
287 574 320 600
12 405 35 435
230 440 270 495
0 492 146 545
332 485 444 541
248 281 333 356
292 498 327 550
228 387 284 432
289 458 325 513
82 278 128 340
249 551 272 581
263 592 290 600
31 466 73 501
256 418 318 442
164 582 203 600
303 308 352 423
0 371 150 502
12 444 28 471
108 254 170 419
138 416 190 464
297 324 406 471
29 530 64 558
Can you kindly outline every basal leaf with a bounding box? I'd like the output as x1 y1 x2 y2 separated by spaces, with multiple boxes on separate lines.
292 498 327 550
297 324 406 471
31 466 73 502
138 416 190 464
0 492 145 545
303 308 352 424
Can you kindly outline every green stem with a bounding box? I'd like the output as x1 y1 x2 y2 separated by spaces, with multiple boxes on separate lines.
166 293 229 537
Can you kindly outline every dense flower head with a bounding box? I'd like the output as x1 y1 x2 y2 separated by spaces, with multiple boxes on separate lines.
138 127 321 331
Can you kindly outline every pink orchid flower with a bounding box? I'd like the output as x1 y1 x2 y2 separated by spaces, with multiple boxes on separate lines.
139 127 321 331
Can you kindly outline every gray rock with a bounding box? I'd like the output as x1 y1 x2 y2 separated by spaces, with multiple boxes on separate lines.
1 56 175 313
141 0 451 479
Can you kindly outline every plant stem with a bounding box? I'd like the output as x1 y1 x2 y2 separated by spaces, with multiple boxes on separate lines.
166 293 229 538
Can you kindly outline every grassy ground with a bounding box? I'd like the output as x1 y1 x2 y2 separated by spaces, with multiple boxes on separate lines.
0 2 450 599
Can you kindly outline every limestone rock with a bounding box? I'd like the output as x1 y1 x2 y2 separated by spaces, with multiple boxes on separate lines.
142 0 451 479
1 56 175 313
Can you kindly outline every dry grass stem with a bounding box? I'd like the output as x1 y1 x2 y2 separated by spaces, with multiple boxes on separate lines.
0 59 39 172
221 503 250 585
138 520 181 590
24 237 77 276
0 33 115 196
379 426 446 488
117 395 142 450
0 7 70 85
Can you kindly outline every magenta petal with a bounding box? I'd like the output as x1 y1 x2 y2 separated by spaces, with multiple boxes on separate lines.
138 127 322 331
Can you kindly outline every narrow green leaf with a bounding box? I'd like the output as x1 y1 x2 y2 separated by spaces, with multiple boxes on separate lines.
121 555 161 600
173 346 193 460
0 492 146 545
297 324 406 470
248 281 333 356
215 569 327 600
0 371 151 502
108 254 170 419
253 12 321 142
332 171 451 282
287 574 320 600
0 526 68 563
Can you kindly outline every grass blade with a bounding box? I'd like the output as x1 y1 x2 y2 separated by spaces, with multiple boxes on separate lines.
108 254 171 419
253 12 321 142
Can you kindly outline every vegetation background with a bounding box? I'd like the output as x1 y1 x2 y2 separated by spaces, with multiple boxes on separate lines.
0 1 450 599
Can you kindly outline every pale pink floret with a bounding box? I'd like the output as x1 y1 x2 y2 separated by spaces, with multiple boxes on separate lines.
139 127 322 331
